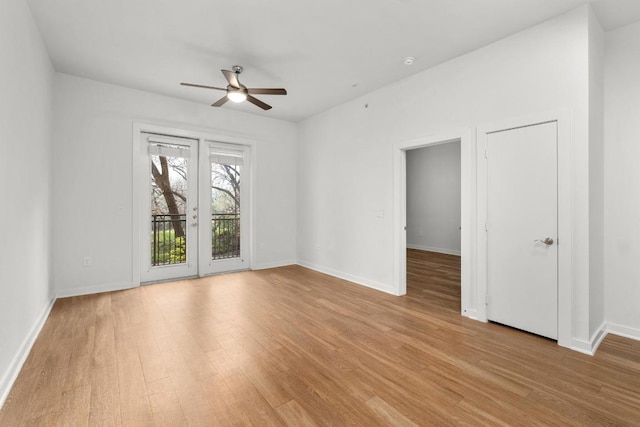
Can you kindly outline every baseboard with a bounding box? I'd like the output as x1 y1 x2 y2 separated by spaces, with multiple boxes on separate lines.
406 244 461 256
462 308 478 320
0 298 55 410
590 323 609 354
56 281 136 298
607 322 640 342
570 321 608 356
251 260 297 270
297 260 397 295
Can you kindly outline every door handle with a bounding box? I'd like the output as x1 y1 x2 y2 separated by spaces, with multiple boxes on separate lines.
534 237 554 245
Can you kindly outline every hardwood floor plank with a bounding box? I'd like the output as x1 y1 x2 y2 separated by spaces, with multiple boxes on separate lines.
2 249 640 425
147 377 187 426
155 333 219 425
89 363 121 426
134 328 169 385
201 374 242 425
275 399 319 427
53 385 93 427
244 370 292 408
115 329 154 426
365 395 419 427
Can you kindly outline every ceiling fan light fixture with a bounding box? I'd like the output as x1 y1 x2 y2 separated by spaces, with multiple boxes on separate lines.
227 90 247 103
181 66 286 110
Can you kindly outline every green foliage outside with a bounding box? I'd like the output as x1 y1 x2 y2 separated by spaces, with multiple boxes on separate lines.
151 230 186 265
212 218 240 257
150 219 239 265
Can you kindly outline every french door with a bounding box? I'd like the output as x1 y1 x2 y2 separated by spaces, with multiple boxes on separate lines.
140 132 250 283
199 142 249 275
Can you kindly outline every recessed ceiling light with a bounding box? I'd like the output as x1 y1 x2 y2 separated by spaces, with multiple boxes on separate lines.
403 56 415 66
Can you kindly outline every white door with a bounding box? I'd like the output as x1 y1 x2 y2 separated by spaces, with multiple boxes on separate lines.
141 134 199 282
199 142 250 275
486 121 558 340
140 133 251 283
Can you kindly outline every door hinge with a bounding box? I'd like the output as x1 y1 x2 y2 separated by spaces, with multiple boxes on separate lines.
485 294 489 306
485 222 489 232
484 148 488 159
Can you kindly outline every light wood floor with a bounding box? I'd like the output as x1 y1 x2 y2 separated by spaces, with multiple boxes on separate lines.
2 250 640 425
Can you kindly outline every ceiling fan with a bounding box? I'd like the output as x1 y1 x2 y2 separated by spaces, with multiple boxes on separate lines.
180 65 287 110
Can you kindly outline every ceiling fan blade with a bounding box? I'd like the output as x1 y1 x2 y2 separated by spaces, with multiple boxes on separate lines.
221 69 240 88
211 95 229 107
246 95 272 110
247 88 287 95
180 82 226 91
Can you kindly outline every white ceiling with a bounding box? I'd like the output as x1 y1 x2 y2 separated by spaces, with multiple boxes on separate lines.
26 0 640 122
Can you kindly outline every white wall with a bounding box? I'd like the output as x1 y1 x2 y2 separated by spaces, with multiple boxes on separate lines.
52 74 297 296
406 142 461 255
588 9 606 340
604 19 640 339
0 0 54 406
298 7 595 343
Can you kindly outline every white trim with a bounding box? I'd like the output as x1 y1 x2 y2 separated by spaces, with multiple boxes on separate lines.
406 244 461 256
298 260 397 295
589 321 609 354
56 281 136 298
393 129 473 313
607 322 640 342
132 124 141 288
570 338 597 355
252 260 297 270
476 110 573 350
570 326 606 356
249 143 259 274
558 322 640 356
464 309 479 321
0 298 55 409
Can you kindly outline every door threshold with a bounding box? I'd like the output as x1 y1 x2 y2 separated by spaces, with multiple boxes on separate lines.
201 268 250 277
141 275 199 286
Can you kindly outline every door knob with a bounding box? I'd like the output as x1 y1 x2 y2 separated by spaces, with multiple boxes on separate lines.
534 237 554 245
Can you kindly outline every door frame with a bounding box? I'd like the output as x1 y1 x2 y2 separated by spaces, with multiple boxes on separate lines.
393 128 473 317
132 122 258 285
477 110 572 348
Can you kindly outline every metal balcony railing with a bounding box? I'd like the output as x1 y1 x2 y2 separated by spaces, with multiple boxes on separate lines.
211 213 240 260
151 214 187 266
151 213 240 266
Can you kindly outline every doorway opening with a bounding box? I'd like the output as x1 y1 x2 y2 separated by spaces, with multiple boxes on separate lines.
405 141 462 312
393 130 472 317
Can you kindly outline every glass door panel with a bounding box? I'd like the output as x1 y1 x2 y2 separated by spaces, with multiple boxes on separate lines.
141 135 198 282
200 143 249 274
